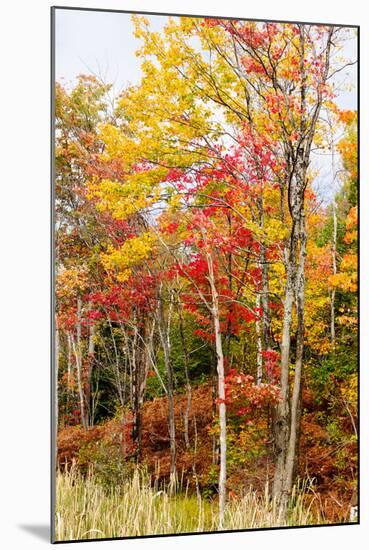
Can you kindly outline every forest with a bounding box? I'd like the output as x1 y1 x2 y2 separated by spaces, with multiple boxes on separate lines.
54 15 358 541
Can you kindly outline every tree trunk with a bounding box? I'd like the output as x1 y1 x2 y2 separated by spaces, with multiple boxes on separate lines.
131 315 148 463
257 197 272 354
158 289 177 486
255 194 272 384
273 178 307 509
272 262 295 502
178 297 192 449
72 297 89 431
285 210 307 496
211 349 219 466
206 249 227 529
66 331 72 410
225 213 233 361
86 317 96 427
108 317 125 407
331 200 337 346
272 25 334 507
256 293 263 385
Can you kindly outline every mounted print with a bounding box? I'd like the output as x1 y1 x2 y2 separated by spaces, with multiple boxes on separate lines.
51 6 359 543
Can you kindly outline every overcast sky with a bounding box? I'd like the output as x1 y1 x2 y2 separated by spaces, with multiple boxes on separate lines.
55 8 357 106
55 9 168 94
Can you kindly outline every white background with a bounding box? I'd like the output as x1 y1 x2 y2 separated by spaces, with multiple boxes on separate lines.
0 0 367 548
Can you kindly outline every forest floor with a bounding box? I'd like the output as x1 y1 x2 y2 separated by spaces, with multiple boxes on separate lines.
57 383 357 528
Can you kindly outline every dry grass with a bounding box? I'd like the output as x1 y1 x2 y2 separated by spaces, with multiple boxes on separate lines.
55 467 326 541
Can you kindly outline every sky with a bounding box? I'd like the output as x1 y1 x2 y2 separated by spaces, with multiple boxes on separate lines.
55 8 358 105
55 8 358 204
55 9 168 94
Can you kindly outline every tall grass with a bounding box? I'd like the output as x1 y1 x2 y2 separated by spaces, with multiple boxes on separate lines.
55 468 325 541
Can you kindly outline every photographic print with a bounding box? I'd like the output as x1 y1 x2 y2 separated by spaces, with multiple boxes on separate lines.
52 6 358 542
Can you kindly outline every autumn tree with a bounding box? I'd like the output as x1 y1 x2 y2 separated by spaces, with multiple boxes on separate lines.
55 75 114 429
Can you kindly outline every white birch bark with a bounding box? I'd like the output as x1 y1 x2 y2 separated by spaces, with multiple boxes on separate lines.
205 247 227 529
157 287 177 487
256 292 263 385
71 296 88 431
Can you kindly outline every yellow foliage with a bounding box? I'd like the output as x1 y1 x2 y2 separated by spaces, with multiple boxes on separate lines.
101 233 155 281
87 170 165 220
264 218 289 244
329 254 357 293
341 374 357 409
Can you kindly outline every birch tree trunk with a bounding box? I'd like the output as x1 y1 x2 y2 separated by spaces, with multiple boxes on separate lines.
330 205 337 346
205 248 227 529
86 316 96 427
211 351 219 466
157 287 177 486
66 331 72 407
72 297 88 431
